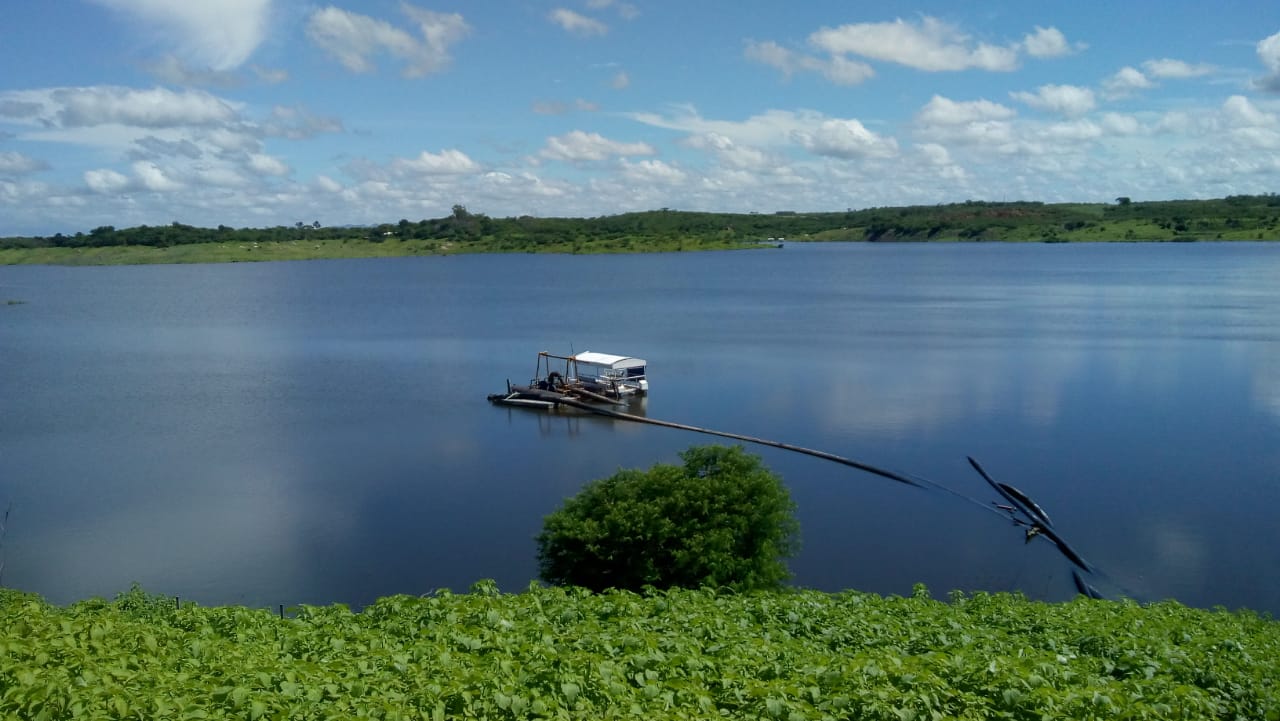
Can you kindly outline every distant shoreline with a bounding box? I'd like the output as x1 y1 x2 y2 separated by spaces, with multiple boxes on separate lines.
4 237 1277 267
4 197 1277 266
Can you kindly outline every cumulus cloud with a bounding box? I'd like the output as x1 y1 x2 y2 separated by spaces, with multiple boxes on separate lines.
247 153 289 176
539 130 654 162
1010 84 1096 117
84 168 131 193
0 151 49 175
306 4 470 77
809 16 1018 72
744 40 875 86
611 71 630 89
133 160 182 191
1021 26 1083 58
1222 95 1275 127
1100 113 1143 135
1142 58 1215 79
90 0 272 70
1103 66 1155 98
549 8 607 37
22 86 243 129
683 132 771 169
794 118 898 159
621 159 686 184
917 95 1015 126
915 96 1018 147
1257 31 1280 92
391 149 482 175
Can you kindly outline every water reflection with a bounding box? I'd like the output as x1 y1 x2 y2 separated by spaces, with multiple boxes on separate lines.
2 245 1279 613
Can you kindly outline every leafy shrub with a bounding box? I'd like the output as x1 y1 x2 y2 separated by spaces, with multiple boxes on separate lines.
536 445 799 592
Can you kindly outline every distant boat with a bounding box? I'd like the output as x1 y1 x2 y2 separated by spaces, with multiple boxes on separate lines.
488 350 648 410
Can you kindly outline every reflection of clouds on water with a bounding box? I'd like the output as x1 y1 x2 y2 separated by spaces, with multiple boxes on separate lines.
1110 517 1211 604
16 457 336 603
804 347 1087 437
1250 352 1280 420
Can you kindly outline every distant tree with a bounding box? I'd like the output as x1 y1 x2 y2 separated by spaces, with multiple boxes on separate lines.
536 445 799 592
1116 197 1132 206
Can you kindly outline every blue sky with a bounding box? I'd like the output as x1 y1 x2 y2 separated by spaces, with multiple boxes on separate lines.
2 1 1279 236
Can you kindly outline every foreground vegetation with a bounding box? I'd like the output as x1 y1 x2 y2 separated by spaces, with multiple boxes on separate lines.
3 195 1278 265
2 583 1277 720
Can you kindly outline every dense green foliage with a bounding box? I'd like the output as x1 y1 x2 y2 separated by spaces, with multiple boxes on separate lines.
2 583 1278 720
537 446 799 593
4 195 1279 265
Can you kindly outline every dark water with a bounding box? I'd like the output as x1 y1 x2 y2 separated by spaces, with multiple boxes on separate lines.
2 243 1279 613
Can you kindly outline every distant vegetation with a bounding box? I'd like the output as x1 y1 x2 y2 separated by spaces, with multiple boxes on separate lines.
2 195 1279 265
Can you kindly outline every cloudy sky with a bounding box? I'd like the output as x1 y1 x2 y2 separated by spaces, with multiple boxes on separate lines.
2 1 1279 236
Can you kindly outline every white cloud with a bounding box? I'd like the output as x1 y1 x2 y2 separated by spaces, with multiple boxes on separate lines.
18 86 242 129
84 168 130 193
1040 119 1103 142
315 175 343 193
1011 84 1096 117
683 132 771 169
392 149 482 175
306 5 469 77
1100 113 1143 135
629 105 864 149
1257 31 1280 92
203 126 261 153
916 95 1015 126
915 96 1017 148
132 160 182 191
90 0 272 70
611 71 630 89
247 153 289 176
809 17 1018 72
0 151 48 175
794 118 898 159
621 159 686 184
1103 66 1154 98
539 130 654 162
1222 95 1275 128
745 41 875 86
1021 26 1083 58
916 143 951 166
549 8 607 37
1142 58 1215 79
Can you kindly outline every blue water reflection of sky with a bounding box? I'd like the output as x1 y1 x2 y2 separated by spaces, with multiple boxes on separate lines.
2 244 1278 613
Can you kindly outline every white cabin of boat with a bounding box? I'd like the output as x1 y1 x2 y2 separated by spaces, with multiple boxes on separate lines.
537 350 648 397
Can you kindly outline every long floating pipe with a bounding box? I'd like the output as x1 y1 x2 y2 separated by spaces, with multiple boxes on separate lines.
547 392 927 489
516 390 1107 592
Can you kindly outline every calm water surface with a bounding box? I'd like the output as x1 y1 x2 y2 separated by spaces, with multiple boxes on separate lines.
2 243 1279 613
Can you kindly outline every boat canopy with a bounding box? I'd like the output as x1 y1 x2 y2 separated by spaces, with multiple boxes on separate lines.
573 351 646 370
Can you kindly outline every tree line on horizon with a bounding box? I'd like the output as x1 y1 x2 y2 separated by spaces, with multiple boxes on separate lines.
3 194 1279 251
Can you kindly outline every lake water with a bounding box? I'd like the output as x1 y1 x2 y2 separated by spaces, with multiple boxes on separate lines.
2 243 1279 614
